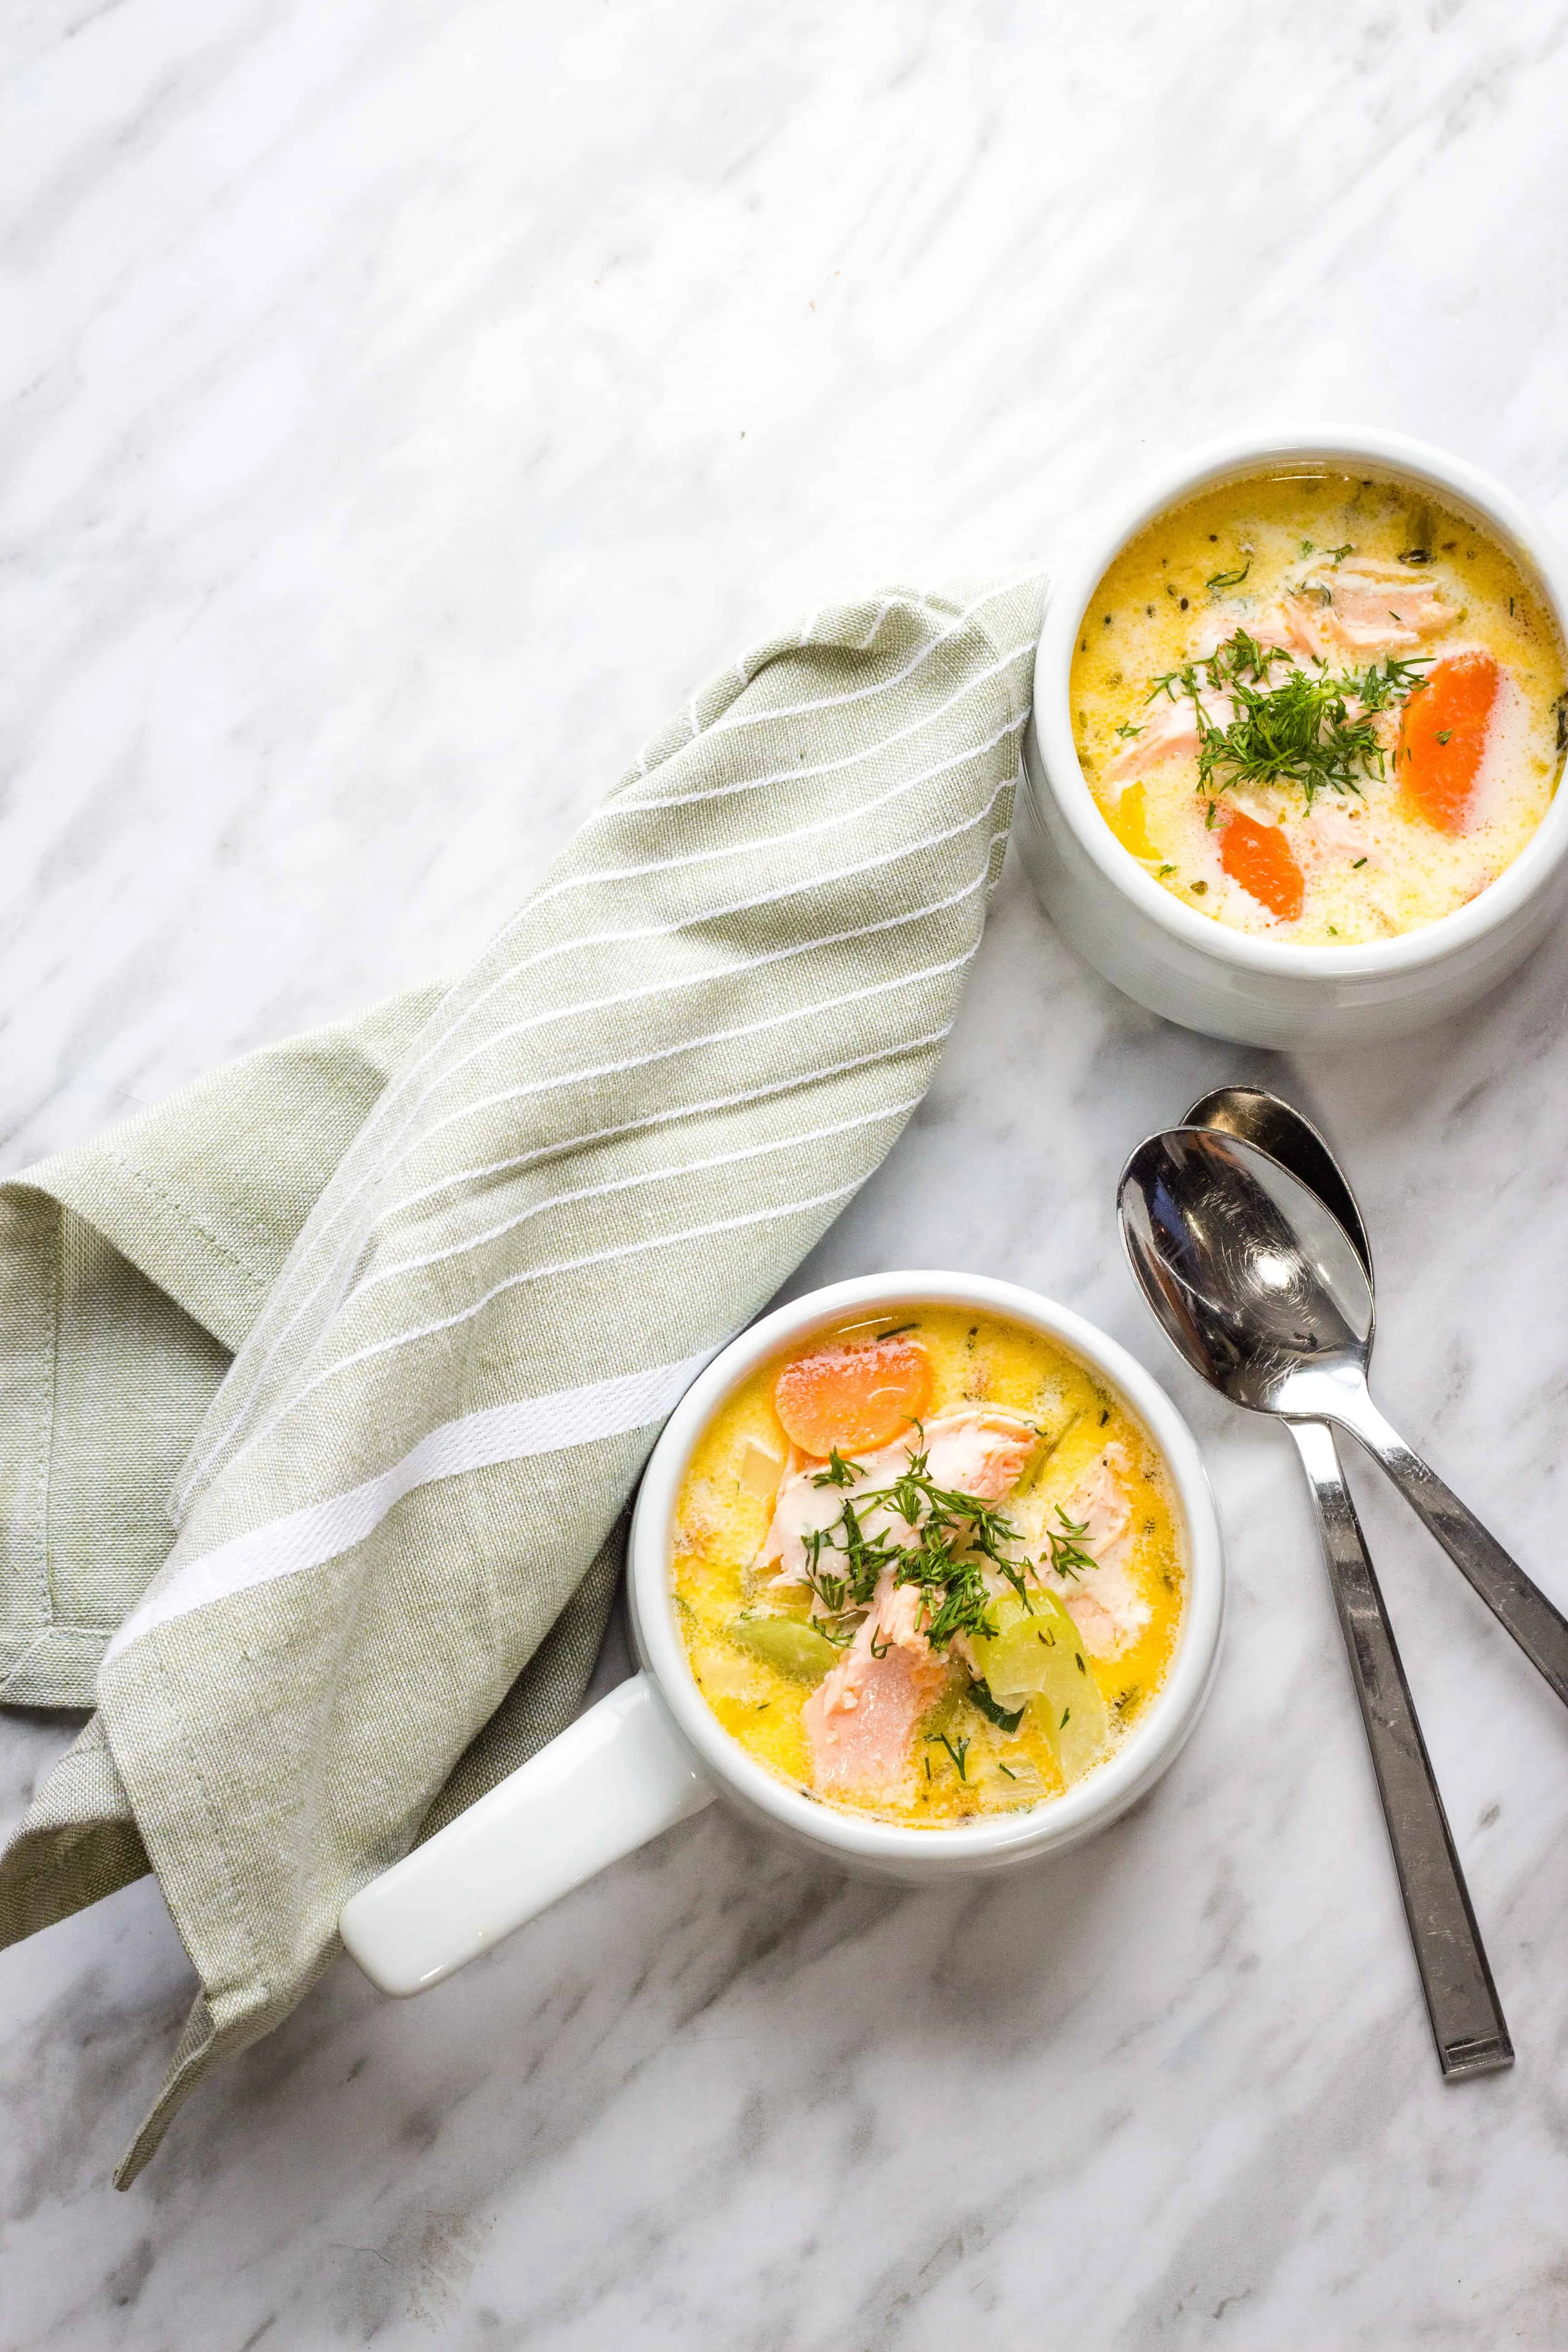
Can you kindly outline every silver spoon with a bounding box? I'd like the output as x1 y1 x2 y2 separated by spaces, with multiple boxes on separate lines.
1119 1122 1513 2077
1137 1118 1568 1703
1183 1084 1372 1286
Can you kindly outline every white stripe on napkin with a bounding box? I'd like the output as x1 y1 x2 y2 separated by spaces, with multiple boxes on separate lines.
106 1351 713 1664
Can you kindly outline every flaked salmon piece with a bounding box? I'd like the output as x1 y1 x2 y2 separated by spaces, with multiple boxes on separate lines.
759 1405 1038 1585
918 1406 1039 1500
1103 687 1232 784
1296 798 1375 874
1273 559 1456 661
1066 1449 1133 1568
804 1573 950 1797
1041 1447 1151 1658
1064 1589 1119 1653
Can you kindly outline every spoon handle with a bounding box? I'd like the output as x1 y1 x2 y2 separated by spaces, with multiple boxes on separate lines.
1285 1419 1512 2079
1333 1396 1568 1709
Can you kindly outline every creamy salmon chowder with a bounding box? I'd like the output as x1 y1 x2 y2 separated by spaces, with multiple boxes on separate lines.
670 1306 1186 1827
1071 468 1567 946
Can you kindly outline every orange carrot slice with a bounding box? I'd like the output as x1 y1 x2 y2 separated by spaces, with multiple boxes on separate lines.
1398 650 1500 834
774 1335 933 1457
1220 810 1304 921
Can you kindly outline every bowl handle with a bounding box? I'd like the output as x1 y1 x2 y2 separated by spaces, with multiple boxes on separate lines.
339 1671 715 1996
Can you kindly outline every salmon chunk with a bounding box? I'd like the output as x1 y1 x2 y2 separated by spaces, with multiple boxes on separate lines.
773 1406 1039 1798
1043 1449 1151 1659
1103 687 1231 784
804 1576 950 1798
1274 559 1456 661
918 1407 1040 1499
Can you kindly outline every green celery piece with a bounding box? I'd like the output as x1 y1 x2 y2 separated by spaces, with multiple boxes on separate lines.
730 1614 840 1683
972 1588 1110 1784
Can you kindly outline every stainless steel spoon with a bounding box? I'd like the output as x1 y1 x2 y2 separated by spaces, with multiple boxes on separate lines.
1183 1084 1372 1287
1119 1121 1514 2077
1126 1122 1568 1703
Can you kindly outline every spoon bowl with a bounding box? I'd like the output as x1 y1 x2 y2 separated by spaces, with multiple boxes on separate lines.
1120 1127 1372 1419
1182 1084 1372 1287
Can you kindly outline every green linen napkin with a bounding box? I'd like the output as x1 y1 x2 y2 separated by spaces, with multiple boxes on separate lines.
0 569 1044 2183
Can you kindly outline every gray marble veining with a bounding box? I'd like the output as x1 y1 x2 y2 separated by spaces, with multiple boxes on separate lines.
5 1 1568 2343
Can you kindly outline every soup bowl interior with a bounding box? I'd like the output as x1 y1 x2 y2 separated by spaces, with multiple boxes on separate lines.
628 1270 1225 1883
1024 425 1568 1037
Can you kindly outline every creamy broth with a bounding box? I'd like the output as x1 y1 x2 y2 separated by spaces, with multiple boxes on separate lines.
1070 470 1568 945
671 1306 1185 1828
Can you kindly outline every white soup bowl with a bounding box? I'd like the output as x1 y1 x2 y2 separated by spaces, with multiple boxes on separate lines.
342 1270 1224 1994
1017 424 1568 1048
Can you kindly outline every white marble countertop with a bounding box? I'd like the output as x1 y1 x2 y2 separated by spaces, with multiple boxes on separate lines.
6 3 1568 2343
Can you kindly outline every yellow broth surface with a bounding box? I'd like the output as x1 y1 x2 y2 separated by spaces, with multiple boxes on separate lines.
671 1306 1186 1828
1070 469 1567 944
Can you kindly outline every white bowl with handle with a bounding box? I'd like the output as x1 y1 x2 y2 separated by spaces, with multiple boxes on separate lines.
1016 424 1568 1048
340 1271 1224 1997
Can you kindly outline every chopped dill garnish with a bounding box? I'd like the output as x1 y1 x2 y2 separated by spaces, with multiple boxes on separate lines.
811 1447 858 1489
1059 1707 1071 1729
875 1322 920 1340
1148 628 1429 808
799 1450 1030 1651
1045 1504 1097 1584
996 1559 1035 1613
1113 720 1143 740
1205 561 1251 592
1352 855 1367 868
1327 544 1353 564
1156 862 1176 877
933 1732 970 1781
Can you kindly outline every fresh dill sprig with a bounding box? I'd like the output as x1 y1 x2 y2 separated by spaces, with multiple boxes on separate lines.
1148 629 1430 809
811 1447 858 1490
796 1449 1108 1665
1205 560 1251 593
1044 1504 1097 1584
795 1451 1031 1652
995 1558 1036 1614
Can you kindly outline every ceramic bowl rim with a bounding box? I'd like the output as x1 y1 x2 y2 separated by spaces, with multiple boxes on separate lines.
627 1270 1225 1868
1030 422 1568 979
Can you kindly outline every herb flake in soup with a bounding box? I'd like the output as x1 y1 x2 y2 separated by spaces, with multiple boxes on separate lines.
671 1306 1186 1827
1072 469 1568 944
